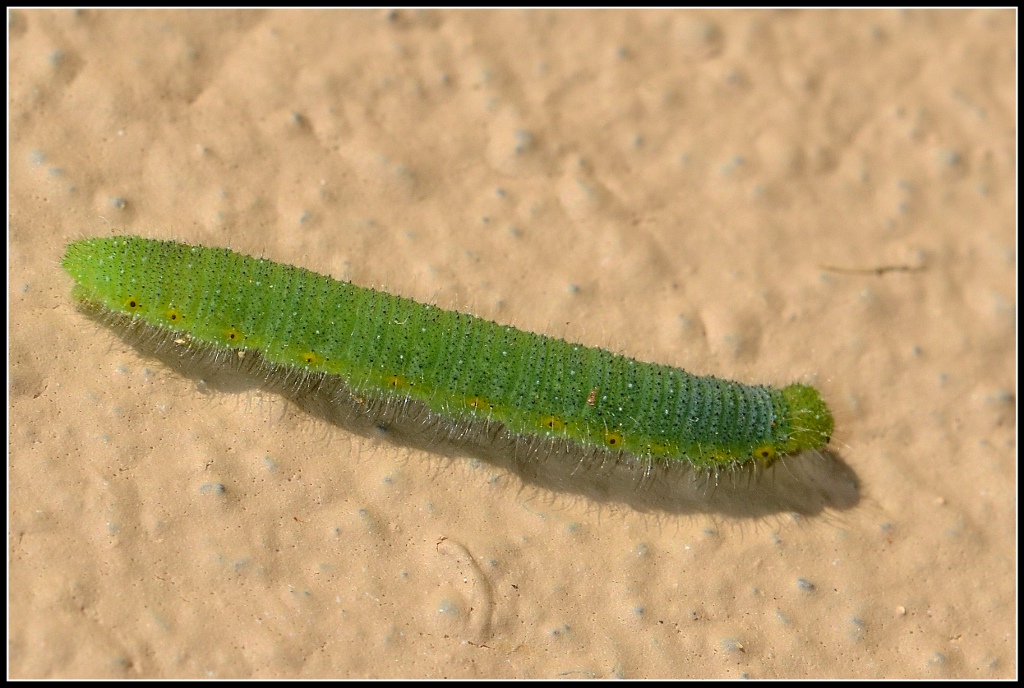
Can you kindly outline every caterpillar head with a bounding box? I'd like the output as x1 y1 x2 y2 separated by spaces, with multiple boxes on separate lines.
779 383 834 454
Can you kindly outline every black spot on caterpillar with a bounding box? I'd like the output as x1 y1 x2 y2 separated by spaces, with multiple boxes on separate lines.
62 236 858 516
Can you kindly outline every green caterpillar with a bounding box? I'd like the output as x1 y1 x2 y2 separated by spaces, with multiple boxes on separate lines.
62 236 833 470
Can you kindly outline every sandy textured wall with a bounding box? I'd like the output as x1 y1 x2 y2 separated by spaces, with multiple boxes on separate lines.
9 9 1015 678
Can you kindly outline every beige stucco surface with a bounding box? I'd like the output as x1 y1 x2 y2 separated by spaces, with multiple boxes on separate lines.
9 9 1016 678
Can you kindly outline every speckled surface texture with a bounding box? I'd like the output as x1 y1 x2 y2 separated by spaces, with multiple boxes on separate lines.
9 9 1015 678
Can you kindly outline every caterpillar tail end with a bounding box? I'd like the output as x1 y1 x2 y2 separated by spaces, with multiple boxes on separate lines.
780 383 834 454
